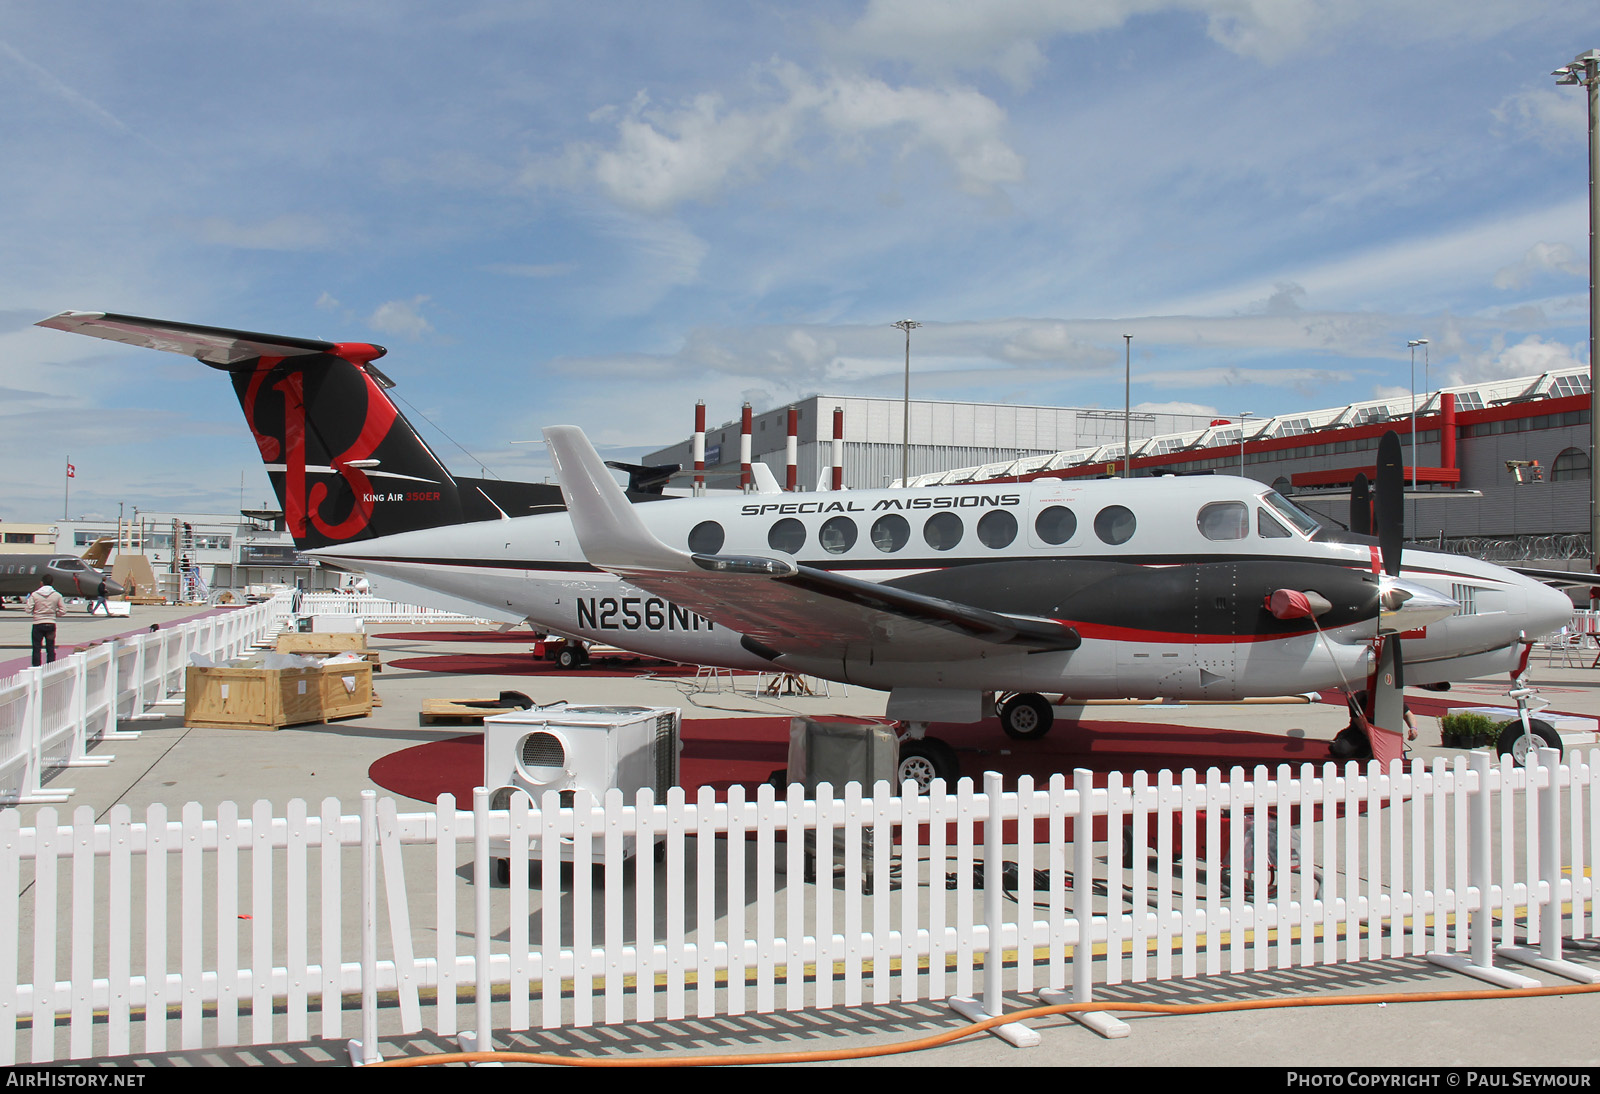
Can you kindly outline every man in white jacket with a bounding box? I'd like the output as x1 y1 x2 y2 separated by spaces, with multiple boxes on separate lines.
26 576 66 666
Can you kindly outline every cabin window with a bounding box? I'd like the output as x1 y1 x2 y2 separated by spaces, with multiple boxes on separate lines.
687 521 725 554
871 514 910 553
977 509 1017 549
1094 505 1136 545
1197 501 1248 541
819 516 857 554
1261 491 1320 537
923 512 964 551
767 518 806 554
1257 508 1292 538
1034 506 1077 545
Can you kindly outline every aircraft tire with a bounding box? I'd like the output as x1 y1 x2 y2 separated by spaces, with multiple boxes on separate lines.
999 693 1054 740
556 646 583 670
896 738 959 794
1496 718 1561 768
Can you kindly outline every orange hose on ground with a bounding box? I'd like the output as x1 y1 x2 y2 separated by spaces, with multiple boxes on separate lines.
367 980 1600 1067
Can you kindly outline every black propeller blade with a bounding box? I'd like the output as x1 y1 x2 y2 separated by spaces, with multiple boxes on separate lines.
1375 432 1404 580
1368 430 1407 760
1350 473 1371 537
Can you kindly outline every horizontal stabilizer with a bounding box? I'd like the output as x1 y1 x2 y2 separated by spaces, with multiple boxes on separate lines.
36 311 381 369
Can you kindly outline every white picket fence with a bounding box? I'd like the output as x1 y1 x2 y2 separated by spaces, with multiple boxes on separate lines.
290 593 487 626
1 750 1595 1064
0 596 289 805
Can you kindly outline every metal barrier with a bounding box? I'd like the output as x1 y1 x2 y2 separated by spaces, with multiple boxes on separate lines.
0 595 289 805
1 750 1595 1063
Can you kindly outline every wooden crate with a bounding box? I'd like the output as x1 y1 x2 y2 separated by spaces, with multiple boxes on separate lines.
185 663 373 730
275 633 368 654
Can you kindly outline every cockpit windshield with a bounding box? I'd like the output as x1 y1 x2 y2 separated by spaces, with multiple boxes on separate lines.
1260 491 1321 538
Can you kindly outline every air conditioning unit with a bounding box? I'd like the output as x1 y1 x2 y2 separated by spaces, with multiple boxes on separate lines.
483 704 681 863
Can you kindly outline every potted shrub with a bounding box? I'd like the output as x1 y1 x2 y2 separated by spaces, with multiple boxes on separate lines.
1439 711 1498 749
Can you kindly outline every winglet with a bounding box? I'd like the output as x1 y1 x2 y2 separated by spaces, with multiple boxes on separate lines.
543 425 694 574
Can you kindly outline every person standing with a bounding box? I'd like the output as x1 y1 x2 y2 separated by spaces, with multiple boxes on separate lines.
26 576 66 666
90 577 110 616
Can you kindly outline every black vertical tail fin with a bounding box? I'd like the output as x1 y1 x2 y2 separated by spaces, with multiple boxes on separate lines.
36 311 567 549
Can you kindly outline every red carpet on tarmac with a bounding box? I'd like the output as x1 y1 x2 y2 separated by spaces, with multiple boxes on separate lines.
372 630 549 643
368 714 1344 805
386 652 709 678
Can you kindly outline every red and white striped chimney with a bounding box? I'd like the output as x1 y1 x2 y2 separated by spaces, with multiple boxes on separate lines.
740 402 753 493
693 400 706 496
785 408 798 491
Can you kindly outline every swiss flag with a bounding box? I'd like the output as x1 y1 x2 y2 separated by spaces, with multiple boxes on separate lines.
66 464 75 478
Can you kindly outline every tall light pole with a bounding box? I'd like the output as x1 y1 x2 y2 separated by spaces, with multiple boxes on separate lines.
1123 334 1132 479
893 320 921 487
1409 338 1428 531
1553 50 1600 569
1238 412 1253 478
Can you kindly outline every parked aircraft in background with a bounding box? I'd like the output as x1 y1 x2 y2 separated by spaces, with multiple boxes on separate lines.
40 311 1576 783
0 538 123 604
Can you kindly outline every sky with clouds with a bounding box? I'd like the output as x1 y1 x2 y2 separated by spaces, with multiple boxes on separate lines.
0 1 1595 521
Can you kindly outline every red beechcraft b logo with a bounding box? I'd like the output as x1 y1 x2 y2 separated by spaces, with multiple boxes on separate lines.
242 358 397 540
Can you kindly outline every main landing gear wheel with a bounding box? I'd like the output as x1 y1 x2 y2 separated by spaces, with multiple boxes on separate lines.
1496 718 1561 768
896 739 959 794
555 645 589 670
998 693 1054 740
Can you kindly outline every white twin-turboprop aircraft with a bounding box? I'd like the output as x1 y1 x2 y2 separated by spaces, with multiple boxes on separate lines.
39 311 1577 785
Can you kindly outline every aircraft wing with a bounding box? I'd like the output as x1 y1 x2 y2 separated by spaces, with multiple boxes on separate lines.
545 425 1080 662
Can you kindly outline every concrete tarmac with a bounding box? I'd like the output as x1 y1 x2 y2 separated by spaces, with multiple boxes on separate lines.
7 603 1600 1069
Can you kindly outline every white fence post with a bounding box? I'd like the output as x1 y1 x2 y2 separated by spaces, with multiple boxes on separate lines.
350 790 382 1065
1495 749 1600 985
1428 752 1538 988
458 786 493 1057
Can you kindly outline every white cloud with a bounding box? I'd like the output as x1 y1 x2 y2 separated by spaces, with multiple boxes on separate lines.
563 65 1021 213
812 73 1025 193
368 297 434 340
1493 86 1588 150
588 89 801 213
1493 242 1586 291
1451 334 1585 385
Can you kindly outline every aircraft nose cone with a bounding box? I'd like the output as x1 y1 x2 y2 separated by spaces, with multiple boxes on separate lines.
103 578 125 599
1524 577 1576 640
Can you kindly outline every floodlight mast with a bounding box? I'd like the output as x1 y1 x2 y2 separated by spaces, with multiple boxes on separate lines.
1410 338 1428 530
893 320 921 488
1553 49 1600 569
